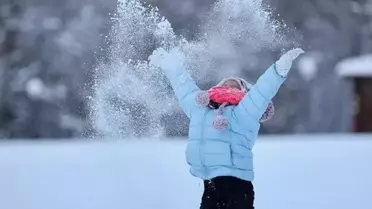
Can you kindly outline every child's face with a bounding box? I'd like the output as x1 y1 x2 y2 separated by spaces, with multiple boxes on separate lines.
221 79 241 90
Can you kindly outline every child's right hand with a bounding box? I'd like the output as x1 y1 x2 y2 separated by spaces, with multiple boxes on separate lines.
148 47 186 71
275 48 305 77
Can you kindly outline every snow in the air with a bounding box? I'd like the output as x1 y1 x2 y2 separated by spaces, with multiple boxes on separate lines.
298 54 319 81
91 0 290 138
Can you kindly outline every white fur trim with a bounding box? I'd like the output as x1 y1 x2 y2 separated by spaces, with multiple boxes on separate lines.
217 77 251 92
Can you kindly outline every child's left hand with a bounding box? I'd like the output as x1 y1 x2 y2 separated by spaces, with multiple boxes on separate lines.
149 47 185 71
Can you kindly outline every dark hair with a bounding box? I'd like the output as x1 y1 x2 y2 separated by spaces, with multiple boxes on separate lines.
208 100 220 109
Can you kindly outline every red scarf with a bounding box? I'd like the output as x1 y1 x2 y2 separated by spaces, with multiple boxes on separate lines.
208 86 245 105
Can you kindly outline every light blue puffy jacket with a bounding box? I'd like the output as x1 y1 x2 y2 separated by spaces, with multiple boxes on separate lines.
163 62 286 182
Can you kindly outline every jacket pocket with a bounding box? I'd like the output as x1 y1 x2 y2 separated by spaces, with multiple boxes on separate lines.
202 141 232 167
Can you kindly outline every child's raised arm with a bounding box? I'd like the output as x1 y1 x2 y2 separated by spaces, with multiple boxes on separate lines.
233 48 305 125
149 47 201 119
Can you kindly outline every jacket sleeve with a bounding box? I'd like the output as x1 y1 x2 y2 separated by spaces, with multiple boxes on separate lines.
233 64 286 124
163 63 201 119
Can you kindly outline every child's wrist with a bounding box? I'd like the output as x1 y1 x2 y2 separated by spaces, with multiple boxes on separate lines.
273 63 288 78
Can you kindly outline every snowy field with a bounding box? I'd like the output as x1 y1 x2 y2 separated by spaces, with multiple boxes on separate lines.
0 134 371 209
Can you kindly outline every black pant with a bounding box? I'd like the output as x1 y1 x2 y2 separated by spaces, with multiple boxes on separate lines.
200 176 254 209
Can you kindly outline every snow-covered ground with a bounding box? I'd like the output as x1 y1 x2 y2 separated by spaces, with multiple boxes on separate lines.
0 134 371 209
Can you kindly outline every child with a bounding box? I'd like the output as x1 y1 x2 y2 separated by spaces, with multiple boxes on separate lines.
149 47 304 209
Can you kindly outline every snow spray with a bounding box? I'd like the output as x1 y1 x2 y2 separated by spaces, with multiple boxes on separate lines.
89 0 293 138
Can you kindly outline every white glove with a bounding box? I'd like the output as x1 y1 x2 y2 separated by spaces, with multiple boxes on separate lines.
275 48 305 77
148 47 185 71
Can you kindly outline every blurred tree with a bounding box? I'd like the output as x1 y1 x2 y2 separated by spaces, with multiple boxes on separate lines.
0 0 115 138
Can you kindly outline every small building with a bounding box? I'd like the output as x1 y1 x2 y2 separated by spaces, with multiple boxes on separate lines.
336 54 372 132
